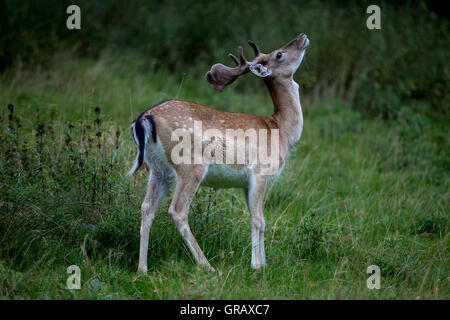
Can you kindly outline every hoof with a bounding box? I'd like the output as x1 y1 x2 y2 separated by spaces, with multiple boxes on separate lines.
199 263 215 272
137 267 148 275
251 263 264 270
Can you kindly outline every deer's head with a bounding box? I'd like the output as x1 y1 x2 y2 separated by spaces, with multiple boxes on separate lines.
205 33 309 91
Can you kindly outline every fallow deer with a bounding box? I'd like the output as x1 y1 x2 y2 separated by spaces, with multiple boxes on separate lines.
128 33 309 273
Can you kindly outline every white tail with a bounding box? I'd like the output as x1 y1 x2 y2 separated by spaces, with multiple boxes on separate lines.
126 122 140 177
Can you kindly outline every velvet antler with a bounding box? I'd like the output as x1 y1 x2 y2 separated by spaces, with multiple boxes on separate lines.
205 41 262 91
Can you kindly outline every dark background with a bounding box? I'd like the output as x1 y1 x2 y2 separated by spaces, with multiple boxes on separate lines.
1 0 448 120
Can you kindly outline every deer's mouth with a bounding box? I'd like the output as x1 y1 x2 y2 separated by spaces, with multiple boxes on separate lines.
302 38 309 49
299 33 309 49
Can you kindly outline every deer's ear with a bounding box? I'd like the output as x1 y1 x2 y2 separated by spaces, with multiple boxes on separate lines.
249 63 271 77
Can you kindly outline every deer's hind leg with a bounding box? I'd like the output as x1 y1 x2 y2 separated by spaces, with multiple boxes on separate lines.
168 165 214 271
138 171 167 274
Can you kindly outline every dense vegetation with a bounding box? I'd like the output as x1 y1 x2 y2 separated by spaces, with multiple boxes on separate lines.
0 0 448 299
1 0 448 118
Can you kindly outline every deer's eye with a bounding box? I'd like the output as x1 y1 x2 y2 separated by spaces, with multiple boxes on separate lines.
276 52 283 59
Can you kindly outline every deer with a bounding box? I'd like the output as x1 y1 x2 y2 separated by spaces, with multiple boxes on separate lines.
128 33 309 274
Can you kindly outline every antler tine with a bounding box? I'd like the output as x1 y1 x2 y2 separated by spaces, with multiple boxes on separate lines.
228 46 248 67
237 46 248 66
228 53 239 66
248 40 260 58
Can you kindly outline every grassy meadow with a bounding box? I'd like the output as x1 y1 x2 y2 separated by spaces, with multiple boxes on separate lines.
0 0 448 300
0 56 447 299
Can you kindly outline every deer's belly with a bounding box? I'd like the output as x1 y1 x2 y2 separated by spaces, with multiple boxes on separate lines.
201 164 249 189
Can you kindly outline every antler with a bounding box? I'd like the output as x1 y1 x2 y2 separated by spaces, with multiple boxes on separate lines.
248 40 260 57
205 41 261 92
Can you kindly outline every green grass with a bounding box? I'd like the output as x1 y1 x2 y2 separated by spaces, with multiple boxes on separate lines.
0 57 448 299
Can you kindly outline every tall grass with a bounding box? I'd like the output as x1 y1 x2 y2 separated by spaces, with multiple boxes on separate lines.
0 58 448 299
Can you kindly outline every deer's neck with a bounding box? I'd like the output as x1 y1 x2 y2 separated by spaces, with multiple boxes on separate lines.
265 76 303 150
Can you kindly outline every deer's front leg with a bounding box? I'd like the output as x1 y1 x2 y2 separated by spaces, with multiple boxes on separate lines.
247 175 268 269
138 173 167 274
